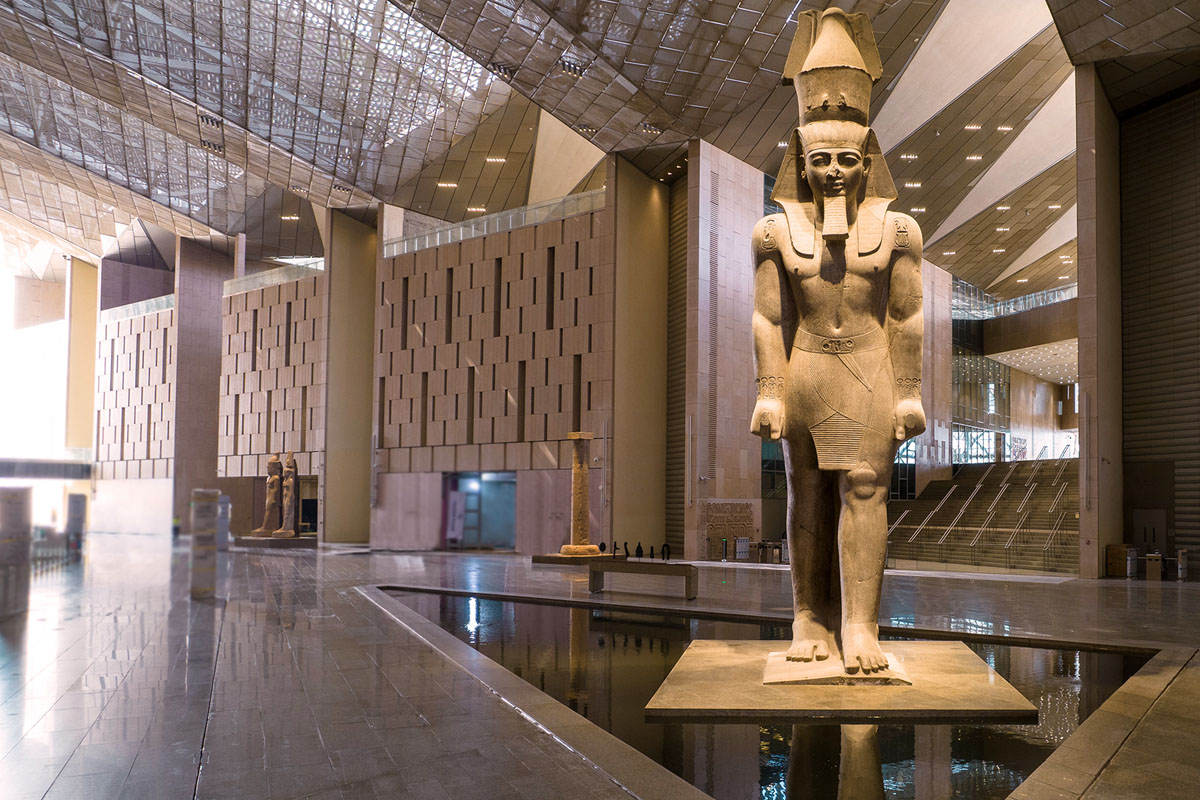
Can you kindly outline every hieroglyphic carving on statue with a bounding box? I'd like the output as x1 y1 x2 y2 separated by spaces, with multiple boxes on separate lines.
252 453 281 536
750 8 925 675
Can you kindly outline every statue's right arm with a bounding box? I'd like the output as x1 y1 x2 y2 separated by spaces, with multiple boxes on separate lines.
751 216 789 440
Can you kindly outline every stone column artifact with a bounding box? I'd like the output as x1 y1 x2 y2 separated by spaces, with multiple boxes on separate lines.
273 451 297 538
559 432 599 556
252 454 282 536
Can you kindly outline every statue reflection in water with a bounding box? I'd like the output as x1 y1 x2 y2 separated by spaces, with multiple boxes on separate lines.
786 725 884 800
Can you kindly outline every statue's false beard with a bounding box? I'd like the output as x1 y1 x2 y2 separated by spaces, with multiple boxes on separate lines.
822 194 849 241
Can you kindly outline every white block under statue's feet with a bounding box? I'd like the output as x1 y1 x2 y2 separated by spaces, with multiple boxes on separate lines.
762 649 911 686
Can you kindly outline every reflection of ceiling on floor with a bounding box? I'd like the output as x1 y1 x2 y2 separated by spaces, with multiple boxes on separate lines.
989 339 1079 385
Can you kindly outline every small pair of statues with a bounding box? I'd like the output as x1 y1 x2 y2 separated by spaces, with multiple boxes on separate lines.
751 9 926 676
252 451 298 538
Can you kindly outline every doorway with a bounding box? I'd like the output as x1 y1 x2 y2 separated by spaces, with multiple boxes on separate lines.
444 472 516 550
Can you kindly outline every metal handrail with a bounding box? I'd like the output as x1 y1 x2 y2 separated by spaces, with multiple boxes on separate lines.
977 463 996 485
887 509 910 538
985 483 1009 513
907 485 958 543
1001 462 1019 485
1048 482 1068 515
970 510 997 548
1059 443 1072 459
938 483 983 545
1026 460 1044 486
1005 509 1031 549
1016 483 1037 515
1052 458 1070 485
1043 511 1068 550
1036 445 1050 460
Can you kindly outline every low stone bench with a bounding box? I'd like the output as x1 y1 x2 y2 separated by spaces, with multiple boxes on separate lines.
588 560 698 600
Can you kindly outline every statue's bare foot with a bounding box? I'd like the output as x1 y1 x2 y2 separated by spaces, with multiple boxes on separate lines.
842 623 888 673
785 613 831 662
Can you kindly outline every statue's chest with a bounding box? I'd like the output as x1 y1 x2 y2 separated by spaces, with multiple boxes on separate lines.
780 246 890 286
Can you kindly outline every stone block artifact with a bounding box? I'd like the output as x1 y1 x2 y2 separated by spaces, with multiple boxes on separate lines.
751 8 925 675
272 451 298 538
251 454 282 536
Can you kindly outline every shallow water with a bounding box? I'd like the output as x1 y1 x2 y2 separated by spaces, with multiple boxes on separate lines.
390 592 1147 799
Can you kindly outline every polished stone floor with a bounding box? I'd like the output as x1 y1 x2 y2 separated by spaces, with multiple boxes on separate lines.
3 536 1200 799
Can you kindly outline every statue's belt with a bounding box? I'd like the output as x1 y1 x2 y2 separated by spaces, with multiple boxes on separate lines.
792 328 886 354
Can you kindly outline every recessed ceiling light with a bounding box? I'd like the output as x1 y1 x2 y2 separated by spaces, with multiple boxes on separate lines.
1059 275 1070 280
993 248 1006 253
966 154 983 161
437 182 458 188
942 251 956 256
467 206 487 212
904 181 921 188
280 214 299 221
1048 204 1061 209
1017 278 1029 283
997 125 1013 132
778 141 787 147
964 124 982 130
910 207 925 213
996 205 1010 211
995 227 1009 232
485 156 506 163
900 153 918 160
1059 254 1071 259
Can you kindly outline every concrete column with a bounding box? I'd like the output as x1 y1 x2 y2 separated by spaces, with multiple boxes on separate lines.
173 238 232 534
1076 64 1123 578
64 257 97 520
612 156 668 551
321 210 376 543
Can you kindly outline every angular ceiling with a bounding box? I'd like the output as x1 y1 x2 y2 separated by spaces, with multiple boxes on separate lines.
0 0 1105 305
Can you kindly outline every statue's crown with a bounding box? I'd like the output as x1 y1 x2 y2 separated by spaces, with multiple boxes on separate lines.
783 8 882 128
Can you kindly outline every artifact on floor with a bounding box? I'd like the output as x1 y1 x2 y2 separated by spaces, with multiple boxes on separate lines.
273 451 298 538
750 7 925 677
558 432 598 556
635 542 644 559
662 543 671 561
251 453 282 536
531 433 622 563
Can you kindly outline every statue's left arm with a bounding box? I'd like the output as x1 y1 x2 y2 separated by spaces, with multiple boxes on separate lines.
887 214 926 441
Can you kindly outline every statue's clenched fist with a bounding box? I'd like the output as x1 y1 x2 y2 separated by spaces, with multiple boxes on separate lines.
752 398 786 440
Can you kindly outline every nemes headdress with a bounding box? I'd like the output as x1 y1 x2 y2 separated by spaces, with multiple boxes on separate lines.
771 9 897 252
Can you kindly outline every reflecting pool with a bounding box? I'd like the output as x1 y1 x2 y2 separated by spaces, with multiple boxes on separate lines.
389 592 1147 799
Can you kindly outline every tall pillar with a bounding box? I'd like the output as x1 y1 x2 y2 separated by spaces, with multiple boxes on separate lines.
612 156 668 551
173 238 232 534
1076 64 1123 577
64 257 97 519
321 210 376 543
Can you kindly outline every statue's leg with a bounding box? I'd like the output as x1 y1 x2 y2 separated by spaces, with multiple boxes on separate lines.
782 434 838 662
837 431 895 673
838 725 884 800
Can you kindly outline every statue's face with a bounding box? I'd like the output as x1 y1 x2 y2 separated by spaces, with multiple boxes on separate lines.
802 147 868 199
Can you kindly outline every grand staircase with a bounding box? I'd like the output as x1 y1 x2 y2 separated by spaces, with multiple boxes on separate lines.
886 455 1079 575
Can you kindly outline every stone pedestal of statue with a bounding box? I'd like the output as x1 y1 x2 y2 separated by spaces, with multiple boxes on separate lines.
644 641 1036 724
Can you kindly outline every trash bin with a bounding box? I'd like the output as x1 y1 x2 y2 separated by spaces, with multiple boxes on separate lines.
1126 546 1138 580
1146 552 1163 582
1179 549 1189 581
